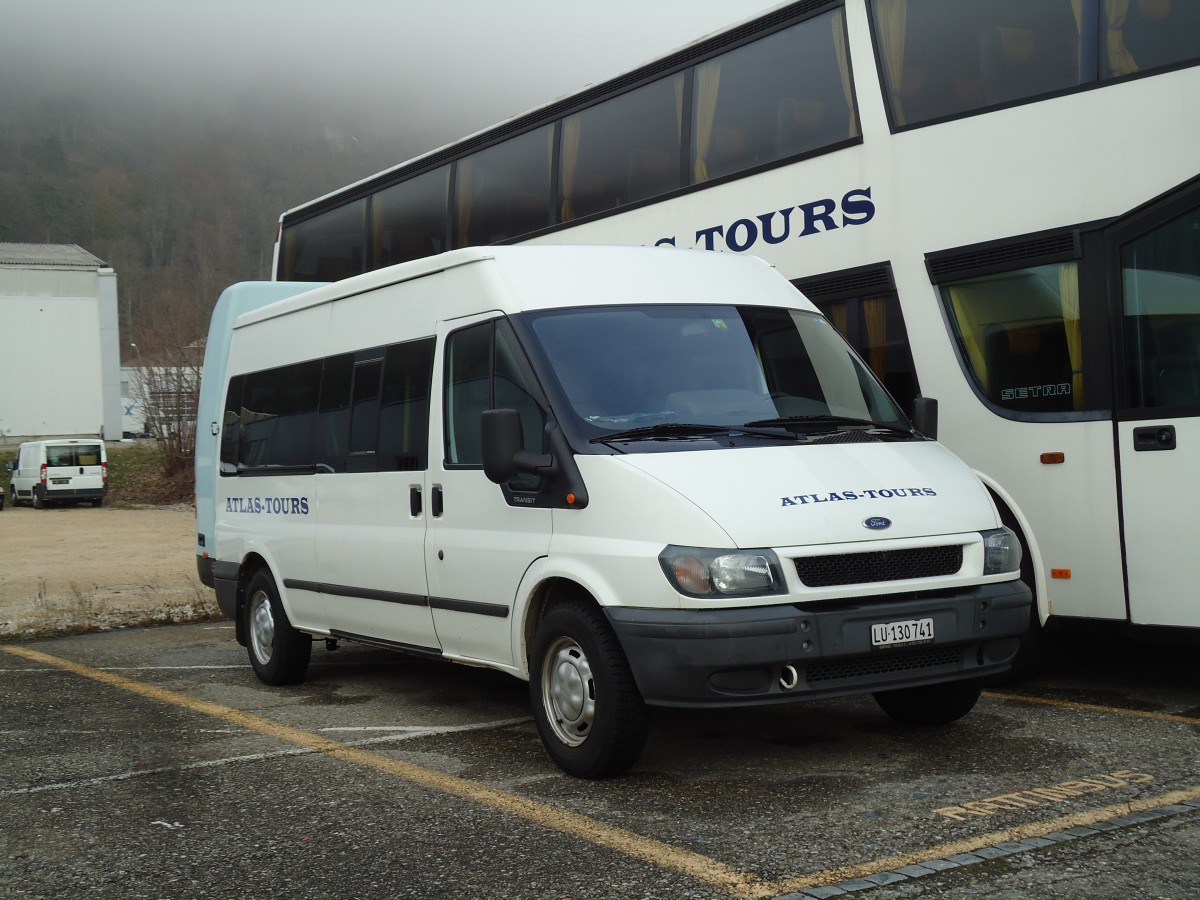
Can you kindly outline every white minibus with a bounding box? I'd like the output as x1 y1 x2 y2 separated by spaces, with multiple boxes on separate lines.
197 245 1030 777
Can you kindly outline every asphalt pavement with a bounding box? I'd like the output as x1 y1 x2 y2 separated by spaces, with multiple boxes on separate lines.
2 624 1197 899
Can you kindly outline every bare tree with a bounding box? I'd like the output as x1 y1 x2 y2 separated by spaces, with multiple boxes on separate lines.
128 290 208 479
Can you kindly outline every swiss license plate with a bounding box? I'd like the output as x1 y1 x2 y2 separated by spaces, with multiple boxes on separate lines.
871 617 934 648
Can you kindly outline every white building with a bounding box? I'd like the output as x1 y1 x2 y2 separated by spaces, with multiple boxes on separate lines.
0 243 123 443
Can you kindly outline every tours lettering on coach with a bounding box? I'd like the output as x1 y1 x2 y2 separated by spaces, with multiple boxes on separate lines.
656 187 875 252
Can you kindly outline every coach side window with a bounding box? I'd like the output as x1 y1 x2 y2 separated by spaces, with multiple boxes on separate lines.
942 262 1083 414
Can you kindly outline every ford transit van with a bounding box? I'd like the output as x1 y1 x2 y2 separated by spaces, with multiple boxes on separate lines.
196 246 1031 777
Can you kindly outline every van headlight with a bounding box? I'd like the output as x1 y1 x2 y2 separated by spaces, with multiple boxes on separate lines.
659 546 786 598
981 527 1022 575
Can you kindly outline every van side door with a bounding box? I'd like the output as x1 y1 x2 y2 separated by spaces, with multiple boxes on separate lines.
425 315 553 666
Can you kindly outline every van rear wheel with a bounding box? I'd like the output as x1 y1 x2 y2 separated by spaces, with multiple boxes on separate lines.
873 677 983 726
244 569 311 686
530 597 648 778
32 488 44 509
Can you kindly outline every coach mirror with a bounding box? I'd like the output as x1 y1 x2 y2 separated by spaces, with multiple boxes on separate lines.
481 408 554 484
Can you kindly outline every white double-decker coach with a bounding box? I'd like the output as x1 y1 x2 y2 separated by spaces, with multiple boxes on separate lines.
266 0 1200 645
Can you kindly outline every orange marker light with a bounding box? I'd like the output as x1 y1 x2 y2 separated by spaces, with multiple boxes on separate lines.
1040 452 1066 464
566 493 576 505
1051 568 1071 579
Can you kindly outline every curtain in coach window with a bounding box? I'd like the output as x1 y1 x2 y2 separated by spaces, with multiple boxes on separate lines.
1060 262 1084 409
876 0 908 125
560 116 581 221
831 9 858 137
692 60 721 183
1105 0 1138 75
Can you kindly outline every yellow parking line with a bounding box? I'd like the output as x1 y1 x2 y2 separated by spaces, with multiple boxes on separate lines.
3 645 768 899
768 785 1200 895
984 690 1200 725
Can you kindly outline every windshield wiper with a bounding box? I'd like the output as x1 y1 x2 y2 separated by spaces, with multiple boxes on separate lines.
591 422 805 444
743 414 914 436
590 423 732 443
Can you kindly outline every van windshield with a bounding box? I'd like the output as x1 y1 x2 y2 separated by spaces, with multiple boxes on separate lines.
45 444 104 467
524 304 909 444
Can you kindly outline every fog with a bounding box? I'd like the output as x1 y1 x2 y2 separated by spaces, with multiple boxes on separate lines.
3 0 782 153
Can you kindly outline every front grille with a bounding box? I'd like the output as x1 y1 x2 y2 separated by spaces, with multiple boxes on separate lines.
807 645 964 684
794 545 963 588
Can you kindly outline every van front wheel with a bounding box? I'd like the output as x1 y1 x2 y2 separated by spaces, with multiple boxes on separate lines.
244 569 311 686
530 598 648 778
873 677 983 726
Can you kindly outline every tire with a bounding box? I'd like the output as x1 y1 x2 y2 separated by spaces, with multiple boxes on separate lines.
91 498 104 508
244 568 311 686
32 488 44 509
529 596 648 778
873 677 983 726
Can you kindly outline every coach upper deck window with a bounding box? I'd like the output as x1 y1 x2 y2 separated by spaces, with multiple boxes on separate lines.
371 166 449 269
559 74 684 221
692 8 858 183
455 127 553 248
279 200 366 282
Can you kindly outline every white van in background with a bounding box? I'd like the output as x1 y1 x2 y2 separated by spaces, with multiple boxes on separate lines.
8 439 108 508
196 245 1032 777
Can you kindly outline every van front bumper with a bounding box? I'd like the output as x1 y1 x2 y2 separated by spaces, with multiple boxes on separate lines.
604 580 1031 708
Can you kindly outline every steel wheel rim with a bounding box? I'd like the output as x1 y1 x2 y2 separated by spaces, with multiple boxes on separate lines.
248 589 275 666
541 636 595 747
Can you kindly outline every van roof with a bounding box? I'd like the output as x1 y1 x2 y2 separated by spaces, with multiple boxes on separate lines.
233 245 804 329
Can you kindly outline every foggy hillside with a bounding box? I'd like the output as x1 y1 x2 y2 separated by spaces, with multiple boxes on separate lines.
0 69 440 357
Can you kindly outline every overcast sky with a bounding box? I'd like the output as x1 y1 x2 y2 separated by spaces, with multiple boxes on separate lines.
3 1 785 151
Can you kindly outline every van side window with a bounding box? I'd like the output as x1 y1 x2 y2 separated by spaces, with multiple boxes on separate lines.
347 356 383 473
379 338 435 471
239 360 323 469
220 375 243 474
316 354 353 473
445 319 546 487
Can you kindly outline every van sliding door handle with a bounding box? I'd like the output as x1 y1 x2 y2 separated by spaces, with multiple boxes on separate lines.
409 486 422 517
1133 424 1176 451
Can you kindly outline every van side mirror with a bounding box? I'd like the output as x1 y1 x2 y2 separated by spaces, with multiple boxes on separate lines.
911 396 938 440
4 460 14 472
481 408 554 485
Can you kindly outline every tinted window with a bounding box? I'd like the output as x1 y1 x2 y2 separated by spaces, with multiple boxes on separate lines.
1120 205 1200 410
379 338 435 471
1104 0 1200 77
220 375 243 474
316 354 353 473
347 358 383 472
280 200 366 282
371 167 449 269
455 127 554 247
693 9 859 183
239 360 323 467
815 293 919 414
941 263 1084 413
561 75 684 220
872 0 1083 126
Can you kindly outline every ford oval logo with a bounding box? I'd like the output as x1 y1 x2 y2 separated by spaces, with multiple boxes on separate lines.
863 516 892 531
